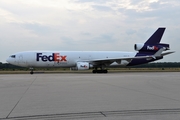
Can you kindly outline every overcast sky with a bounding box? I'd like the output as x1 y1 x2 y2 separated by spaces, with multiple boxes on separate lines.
0 0 180 63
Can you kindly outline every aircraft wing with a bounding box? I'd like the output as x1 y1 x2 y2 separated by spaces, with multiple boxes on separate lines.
81 49 175 66
88 55 154 62
81 55 155 66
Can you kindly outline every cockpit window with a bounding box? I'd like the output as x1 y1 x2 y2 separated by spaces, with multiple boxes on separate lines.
10 55 16 58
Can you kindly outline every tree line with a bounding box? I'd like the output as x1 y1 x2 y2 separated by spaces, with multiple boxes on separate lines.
0 62 27 70
131 62 180 68
1 62 180 71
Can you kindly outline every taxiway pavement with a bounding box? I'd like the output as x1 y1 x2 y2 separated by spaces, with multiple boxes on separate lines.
0 72 180 120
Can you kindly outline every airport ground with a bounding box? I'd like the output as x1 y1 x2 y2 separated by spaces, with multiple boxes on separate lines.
0 72 180 120
0 67 180 74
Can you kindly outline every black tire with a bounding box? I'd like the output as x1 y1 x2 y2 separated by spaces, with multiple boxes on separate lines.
103 70 108 73
92 70 97 73
92 70 108 73
97 70 102 73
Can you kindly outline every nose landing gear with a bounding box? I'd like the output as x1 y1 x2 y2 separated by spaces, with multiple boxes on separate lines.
30 68 34 74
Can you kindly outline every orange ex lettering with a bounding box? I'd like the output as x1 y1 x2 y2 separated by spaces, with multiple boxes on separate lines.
60 56 67 61
54 53 67 62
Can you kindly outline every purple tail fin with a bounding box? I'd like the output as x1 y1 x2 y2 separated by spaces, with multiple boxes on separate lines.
145 28 165 44
134 28 169 53
128 27 170 66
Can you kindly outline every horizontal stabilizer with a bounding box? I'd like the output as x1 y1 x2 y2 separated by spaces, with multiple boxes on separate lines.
162 51 175 56
154 48 164 57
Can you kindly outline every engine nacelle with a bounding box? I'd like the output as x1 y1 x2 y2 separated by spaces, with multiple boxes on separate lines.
134 43 144 51
71 62 93 70
134 43 169 52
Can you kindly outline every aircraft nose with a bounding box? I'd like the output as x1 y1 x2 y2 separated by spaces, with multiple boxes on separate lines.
6 57 10 63
6 57 13 63
6 55 16 64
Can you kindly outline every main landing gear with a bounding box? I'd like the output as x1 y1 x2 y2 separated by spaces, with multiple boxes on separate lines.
92 69 108 73
92 67 108 73
30 68 34 74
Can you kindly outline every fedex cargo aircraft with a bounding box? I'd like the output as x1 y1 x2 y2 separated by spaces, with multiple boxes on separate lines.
6 28 174 74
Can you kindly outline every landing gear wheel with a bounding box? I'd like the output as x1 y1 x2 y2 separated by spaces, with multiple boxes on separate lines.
97 70 102 73
92 70 108 73
30 71 34 74
92 70 97 73
30 68 34 75
103 70 108 73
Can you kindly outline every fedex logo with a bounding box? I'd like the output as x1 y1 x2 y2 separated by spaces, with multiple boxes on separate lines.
80 65 88 68
147 46 158 50
36 53 67 62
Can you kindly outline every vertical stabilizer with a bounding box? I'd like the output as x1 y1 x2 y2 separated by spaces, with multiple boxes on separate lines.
145 28 165 44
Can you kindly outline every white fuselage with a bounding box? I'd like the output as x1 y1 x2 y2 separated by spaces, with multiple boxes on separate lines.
6 51 137 68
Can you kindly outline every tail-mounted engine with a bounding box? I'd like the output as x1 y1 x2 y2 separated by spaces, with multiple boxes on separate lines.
134 43 170 52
